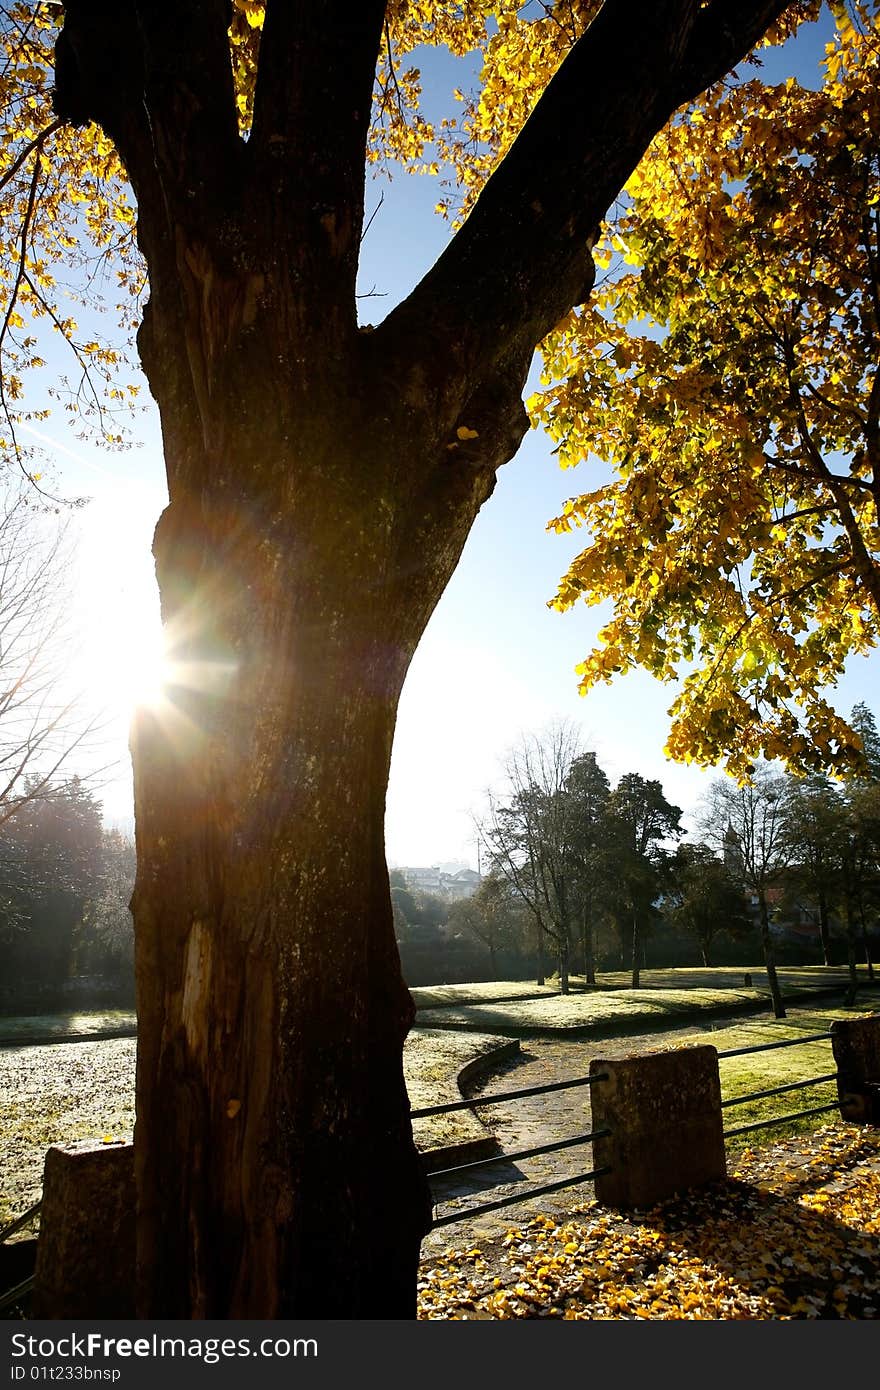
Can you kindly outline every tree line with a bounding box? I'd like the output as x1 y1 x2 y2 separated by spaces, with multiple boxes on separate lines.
447 710 880 1012
0 778 135 1008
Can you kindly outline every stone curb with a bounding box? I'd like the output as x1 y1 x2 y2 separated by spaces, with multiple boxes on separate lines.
420 1039 521 1174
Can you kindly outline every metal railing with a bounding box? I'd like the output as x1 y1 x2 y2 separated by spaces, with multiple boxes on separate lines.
0 1275 34 1317
718 1030 840 1140
0 1200 40 1316
415 1071 611 1229
0 1200 41 1246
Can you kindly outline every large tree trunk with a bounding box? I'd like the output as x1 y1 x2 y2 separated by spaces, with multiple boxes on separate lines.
125 311 521 1313
131 620 429 1315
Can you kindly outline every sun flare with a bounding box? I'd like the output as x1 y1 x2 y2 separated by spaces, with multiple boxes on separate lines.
73 608 172 722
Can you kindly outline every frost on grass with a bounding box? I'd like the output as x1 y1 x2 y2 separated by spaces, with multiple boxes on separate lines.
0 1029 514 1222
0 1038 137 1224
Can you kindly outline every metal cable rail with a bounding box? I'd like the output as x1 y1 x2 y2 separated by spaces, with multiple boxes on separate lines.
429 1127 610 1182
411 1071 608 1119
717 1031 833 1060
431 1165 612 1229
0 1274 34 1316
724 1101 841 1139
721 1072 838 1109
0 1200 41 1245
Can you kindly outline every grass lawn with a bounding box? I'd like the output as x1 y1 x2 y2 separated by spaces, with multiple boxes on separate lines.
576 965 873 994
416 966 876 1036
406 1029 519 1164
410 982 556 1010
416 986 764 1035
695 1008 855 1152
0 1010 137 1045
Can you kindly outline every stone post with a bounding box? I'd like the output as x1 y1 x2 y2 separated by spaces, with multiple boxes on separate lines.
32 1140 135 1318
831 1015 880 1125
590 1045 726 1208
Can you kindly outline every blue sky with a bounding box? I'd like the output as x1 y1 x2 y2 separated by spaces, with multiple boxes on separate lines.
25 5 880 867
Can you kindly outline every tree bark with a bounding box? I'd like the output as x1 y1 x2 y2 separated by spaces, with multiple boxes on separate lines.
534 918 546 987
817 887 832 966
757 890 785 1019
557 932 570 995
631 910 641 990
122 307 523 1314
581 901 596 986
843 896 860 1005
857 902 875 981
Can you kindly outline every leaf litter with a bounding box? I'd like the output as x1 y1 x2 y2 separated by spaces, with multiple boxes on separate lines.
418 1123 880 1319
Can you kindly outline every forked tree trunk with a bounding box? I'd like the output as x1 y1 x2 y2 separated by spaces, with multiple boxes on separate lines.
53 0 795 1321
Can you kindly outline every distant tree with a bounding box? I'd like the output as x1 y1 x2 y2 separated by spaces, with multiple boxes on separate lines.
411 892 448 931
480 723 584 991
700 767 791 1017
0 777 103 990
562 751 611 985
604 773 681 987
837 781 880 992
850 703 880 781
78 828 137 982
447 871 525 976
390 885 419 940
781 774 846 965
0 491 100 827
667 842 752 967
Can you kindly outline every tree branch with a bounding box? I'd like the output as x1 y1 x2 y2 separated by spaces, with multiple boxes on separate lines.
0 117 62 197
54 1 241 249
379 0 790 396
249 1 387 317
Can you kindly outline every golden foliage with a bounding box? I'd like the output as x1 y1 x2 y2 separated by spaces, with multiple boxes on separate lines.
0 2 141 480
531 4 880 777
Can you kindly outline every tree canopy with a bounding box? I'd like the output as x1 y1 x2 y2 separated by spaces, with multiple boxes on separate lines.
535 2 880 778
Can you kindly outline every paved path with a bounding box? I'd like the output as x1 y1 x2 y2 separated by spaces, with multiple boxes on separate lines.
424 1024 715 1250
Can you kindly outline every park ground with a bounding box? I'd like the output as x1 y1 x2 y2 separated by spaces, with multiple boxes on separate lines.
1 965 878 1318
